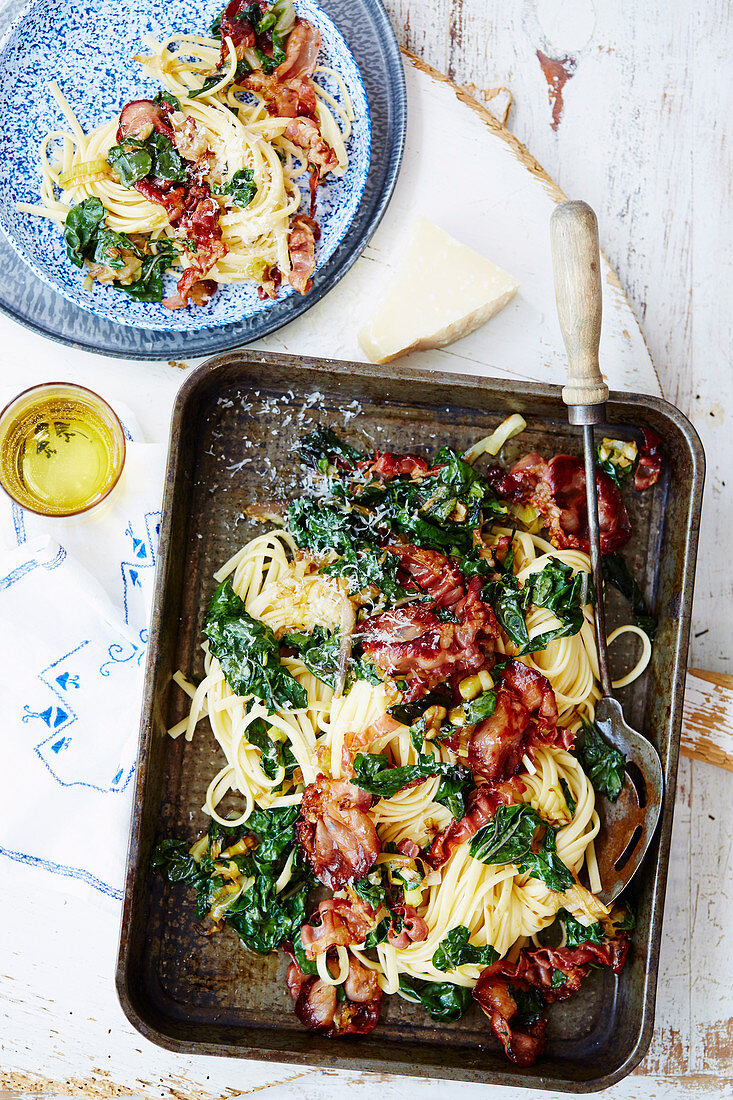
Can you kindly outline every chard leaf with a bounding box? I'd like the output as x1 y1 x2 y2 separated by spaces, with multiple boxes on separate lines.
152 809 312 954
107 137 153 186
322 546 408 604
281 625 379 690
116 244 179 303
352 866 387 911
432 925 498 971
559 778 577 817
153 90 181 111
352 751 472 807
212 167 257 208
398 976 472 1022
204 579 307 712
468 803 574 892
147 131 187 181
577 719 626 801
462 689 497 725
296 427 364 470
511 986 544 1025
558 907 604 948
388 684 453 727
63 197 107 267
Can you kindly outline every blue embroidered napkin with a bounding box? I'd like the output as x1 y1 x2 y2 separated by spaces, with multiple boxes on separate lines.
0 411 165 909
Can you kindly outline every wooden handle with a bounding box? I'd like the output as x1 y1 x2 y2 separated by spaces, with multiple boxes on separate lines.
682 668 733 771
550 200 609 409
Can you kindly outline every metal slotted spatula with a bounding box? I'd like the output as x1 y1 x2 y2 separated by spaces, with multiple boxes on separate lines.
550 199 664 905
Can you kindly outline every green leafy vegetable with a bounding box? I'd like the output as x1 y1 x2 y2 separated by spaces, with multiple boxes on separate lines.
107 137 153 186
154 90 181 111
204 579 307 712
614 904 636 931
322 546 408 604
434 766 475 820
107 132 186 187
352 867 387 911
286 497 376 556
189 73 226 98
559 778 577 817
595 438 638 488
388 685 453 727
601 553 656 638
245 717 297 781
91 228 143 269
364 917 391 948
352 751 473 813
432 925 498 971
558 907 604 948
462 689 497 725
484 558 592 655
296 427 364 471
116 241 179 303
291 928 318 975
577 719 626 801
212 167 257 208
468 803 574 892
147 131 187 181
550 970 567 988
281 625 380 690
511 986 544 1025
152 809 312 954
398 977 473 1022
63 197 107 267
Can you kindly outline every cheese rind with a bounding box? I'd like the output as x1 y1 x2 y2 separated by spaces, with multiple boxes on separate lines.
358 217 519 364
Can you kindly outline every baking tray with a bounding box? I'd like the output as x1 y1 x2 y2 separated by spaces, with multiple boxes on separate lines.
116 350 704 1091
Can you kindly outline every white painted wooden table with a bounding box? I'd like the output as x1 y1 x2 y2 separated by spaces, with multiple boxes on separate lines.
1 2 732 1098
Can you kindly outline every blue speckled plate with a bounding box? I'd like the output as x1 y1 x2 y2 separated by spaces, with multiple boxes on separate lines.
0 0 405 355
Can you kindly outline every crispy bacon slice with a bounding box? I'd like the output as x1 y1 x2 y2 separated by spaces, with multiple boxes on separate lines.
464 688 531 783
297 774 380 889
473 973 548 1067
635 428 663 490
387 905 429 948
134 178 186 222
218 0 260 62
116 99 174 142
288 214 319 294
387 544 466 608
284 117 339 176
502 661 559 739
487 453 631 554
276 18 321 80
243 69 318 118
301 899 373 958
358 576 498 698
362 453 430 480
428 782 522 867
473 933 631 1065
287 953 382 1036
162 269 217 310
444 661 564 784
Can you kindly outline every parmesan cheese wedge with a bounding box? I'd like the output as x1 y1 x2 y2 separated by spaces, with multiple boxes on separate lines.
358 217 519 364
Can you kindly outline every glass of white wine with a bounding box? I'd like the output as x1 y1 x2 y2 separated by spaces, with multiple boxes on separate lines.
0 382 126 516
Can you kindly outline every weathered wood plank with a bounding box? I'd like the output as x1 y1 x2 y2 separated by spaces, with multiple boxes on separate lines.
682 671 733 772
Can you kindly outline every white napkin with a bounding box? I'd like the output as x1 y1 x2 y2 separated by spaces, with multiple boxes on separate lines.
0 408 166 910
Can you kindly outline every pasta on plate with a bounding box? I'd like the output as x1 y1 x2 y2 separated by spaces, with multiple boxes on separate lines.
155 414 662 1066
20 0 355 311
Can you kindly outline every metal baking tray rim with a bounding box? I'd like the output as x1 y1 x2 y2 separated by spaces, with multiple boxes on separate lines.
116 351 705 1092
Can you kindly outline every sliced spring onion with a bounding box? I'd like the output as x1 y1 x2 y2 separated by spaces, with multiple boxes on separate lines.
59 159 110 187
463 413 527 464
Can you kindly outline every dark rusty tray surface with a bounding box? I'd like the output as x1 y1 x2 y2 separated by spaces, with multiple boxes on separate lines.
116 350 704 1092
